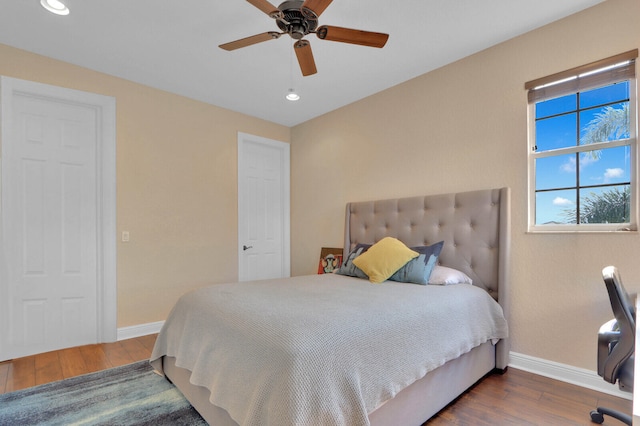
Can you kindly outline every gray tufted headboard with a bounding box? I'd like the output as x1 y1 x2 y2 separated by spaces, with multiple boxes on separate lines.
343 188 511 367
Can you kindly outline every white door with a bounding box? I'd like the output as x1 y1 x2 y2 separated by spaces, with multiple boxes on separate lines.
238 133 290 281
0 77 116 361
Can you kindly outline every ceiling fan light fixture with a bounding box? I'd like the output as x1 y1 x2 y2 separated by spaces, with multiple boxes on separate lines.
286 89 300 101
40 0 70 15
220 0 389 77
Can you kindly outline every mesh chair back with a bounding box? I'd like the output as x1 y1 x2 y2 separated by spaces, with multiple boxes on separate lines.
602 266 635 383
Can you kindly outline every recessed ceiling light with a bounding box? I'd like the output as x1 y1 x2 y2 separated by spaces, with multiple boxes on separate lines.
286 89 300 101
40 0 70 16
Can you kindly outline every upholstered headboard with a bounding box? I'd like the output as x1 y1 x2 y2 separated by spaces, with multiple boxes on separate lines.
344 188 511 367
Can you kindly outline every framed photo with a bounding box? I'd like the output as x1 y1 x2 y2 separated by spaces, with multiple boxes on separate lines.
318 247 343 274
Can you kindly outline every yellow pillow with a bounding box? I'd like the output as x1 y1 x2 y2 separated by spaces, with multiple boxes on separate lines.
352 237 419 283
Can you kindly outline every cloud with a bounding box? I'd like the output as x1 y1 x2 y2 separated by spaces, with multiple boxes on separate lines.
560 153 599 173
560 158 575 173
604 168 624 182
553 197 573 206
581 155 599 167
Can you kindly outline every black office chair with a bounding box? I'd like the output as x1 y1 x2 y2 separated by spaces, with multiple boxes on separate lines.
590 266 635 425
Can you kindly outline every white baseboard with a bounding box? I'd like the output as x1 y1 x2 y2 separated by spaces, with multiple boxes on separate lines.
117 321 164 341
509 351 631 400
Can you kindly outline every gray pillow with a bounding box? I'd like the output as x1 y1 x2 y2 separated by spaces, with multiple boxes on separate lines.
388 241 444 285
336 244 370 279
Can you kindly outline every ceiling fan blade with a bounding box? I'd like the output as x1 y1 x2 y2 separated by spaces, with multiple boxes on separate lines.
219 32 281 51
316 25 389 48
246 0 281 18
301 0 333 17
294 40 317 77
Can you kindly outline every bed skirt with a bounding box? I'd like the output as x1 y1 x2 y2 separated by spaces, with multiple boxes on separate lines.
159 340 497 426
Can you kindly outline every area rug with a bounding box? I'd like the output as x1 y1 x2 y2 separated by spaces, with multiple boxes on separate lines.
0 360 207 425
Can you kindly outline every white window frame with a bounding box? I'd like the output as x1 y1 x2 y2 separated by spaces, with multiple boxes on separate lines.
527 53 638 233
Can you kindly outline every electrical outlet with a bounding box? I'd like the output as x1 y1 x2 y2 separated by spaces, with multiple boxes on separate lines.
122 231 130 242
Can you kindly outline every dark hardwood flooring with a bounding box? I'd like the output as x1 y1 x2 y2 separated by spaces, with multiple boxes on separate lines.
0 334 156 394
0 335 632 425
427 368 631 425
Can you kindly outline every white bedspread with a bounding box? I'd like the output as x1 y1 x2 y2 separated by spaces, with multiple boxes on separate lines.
150 274 508 426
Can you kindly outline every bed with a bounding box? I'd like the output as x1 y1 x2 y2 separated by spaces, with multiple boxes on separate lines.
150 187 511 425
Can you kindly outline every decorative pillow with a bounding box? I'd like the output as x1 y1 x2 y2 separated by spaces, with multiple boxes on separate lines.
428 265 473 285
336 244 370 279
352 237 419 283
389 241 444 285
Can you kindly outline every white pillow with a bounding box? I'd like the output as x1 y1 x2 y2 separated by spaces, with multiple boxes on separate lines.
428 265 473 285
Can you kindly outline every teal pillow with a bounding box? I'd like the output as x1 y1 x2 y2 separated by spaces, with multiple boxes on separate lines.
336 244 370 279
389 241 444 285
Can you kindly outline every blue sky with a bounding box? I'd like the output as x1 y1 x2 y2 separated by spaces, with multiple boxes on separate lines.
534 82 630 224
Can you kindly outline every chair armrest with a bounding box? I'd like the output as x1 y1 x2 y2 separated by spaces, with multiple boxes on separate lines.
598 319 620 380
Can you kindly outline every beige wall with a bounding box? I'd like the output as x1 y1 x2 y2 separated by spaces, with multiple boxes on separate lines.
0 43 290 327
1 0 637 372
290 0 640 371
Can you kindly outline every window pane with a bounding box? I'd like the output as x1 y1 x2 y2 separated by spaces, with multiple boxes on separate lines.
579 146 630 187
535 114 577 152
578 185 630 224
536 94 576 119
535 154 577 191
580 102 629 145
536 189 576 225
529 55 635 231
580 81 629 109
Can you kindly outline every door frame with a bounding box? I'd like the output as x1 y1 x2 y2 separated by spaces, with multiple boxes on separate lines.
237 132 290 281
0 76 117 356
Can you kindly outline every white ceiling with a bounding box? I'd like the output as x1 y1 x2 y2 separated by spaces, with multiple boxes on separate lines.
0 0 604 127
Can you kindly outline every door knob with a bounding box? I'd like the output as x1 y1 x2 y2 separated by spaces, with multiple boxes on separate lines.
243 245 253 251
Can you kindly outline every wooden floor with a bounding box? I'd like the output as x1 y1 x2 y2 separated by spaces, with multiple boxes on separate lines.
427 368 632 425
0 334 156 394
0 335 632 425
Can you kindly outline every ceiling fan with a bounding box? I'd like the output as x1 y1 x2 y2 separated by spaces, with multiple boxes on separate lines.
219 0 389 77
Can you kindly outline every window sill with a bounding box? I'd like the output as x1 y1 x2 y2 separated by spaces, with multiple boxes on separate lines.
527 226 637 234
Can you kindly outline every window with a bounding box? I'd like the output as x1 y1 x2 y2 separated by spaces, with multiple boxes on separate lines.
526 50 638 232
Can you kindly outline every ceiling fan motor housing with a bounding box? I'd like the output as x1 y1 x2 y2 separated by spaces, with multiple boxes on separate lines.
276 0 318 40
